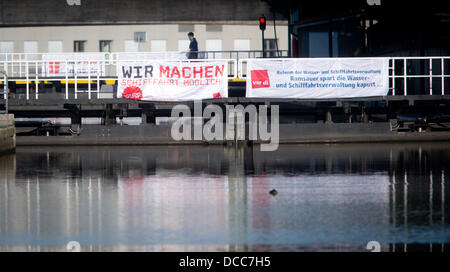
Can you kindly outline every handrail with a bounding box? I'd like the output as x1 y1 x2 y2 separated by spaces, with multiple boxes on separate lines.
0 58 237 100
1 55 450 100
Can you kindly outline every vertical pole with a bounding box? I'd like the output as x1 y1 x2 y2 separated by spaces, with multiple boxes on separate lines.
36 176 40 252
362 16 367 55
430 170 433 251
441 170 445 252
392 58 396 96
3 61 6 79
404 170 408 252
404 58 407 96
429 58 433 95
26 61 29 100
74 61 78 100
262 30 265 58
288 8 292 58
5 72 8 114
392 170 396 252
328 7 333 58
65 61 69 100
88 61 91 100
35 62 38 100
441 58 445 95
97 61 100 98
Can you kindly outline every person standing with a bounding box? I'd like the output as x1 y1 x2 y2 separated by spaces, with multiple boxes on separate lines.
187 32 198 59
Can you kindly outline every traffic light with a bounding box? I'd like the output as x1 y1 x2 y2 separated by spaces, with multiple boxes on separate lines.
259 16 266 31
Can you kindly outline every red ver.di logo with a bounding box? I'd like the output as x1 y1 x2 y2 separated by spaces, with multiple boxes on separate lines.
251 70 270 89
122 86 143 100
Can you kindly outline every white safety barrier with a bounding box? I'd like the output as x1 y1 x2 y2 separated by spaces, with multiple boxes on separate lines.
0 53 236 100
389 57 450 96
2 54 450 100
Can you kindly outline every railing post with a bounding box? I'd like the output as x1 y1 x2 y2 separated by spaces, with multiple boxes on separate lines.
65 60 69 100
35 61 39 100
403 58 407 96
26 61 29 100
429 58 433 95
74 61 78 99
442 58 445 95
88 60 91 100
392 58 396 96
97 61 100 98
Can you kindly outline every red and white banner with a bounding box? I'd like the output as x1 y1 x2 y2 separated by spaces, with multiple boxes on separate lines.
117 60 228 101
246 58 390 99
42 53 106 77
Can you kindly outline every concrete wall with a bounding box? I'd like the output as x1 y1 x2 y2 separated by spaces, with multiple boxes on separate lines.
0 114 15 154
0 0 282 25
0 23 288 53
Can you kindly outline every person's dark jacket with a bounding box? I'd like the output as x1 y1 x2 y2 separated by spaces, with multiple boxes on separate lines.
188 38 198 59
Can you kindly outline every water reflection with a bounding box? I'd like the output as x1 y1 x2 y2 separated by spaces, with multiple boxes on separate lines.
0 143 449 252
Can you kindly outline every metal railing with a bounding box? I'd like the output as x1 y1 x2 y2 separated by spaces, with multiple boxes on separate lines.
239 56 450 96
2 54 450 101
389 57 450 96
1 50 287 79
108 50 289 61
194 49 288 60
0 52 111 78
0 57 236 100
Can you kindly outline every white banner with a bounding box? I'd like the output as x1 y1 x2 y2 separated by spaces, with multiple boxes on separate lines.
246 58 389 98
42 53 106 77
117 60 228 101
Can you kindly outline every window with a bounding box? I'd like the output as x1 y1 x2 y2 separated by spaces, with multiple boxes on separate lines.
134 32 147 43
24 41 38 53
178 24 195 33
124 40 139 52
151 40 167 52
308 32 339 57
264 39 278 57
234 39 250 59
0 41 14 53
24 41 38 60
206 25 223 32
74 40 86 52
99 40 112 52
205 39 222 59
178 40 190 52
48 41 63 53
234 39 250 50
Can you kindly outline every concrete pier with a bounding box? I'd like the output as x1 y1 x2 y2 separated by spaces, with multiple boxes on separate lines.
14 122 450 146
0 114 15 154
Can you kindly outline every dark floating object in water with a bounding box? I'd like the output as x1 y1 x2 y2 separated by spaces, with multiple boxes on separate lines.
269 189 278 196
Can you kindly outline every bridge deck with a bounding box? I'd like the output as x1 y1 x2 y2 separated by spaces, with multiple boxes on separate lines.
2 93 450 106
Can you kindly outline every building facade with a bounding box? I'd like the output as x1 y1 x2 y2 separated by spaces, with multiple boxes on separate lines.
0 0 288 55
265 0 450 58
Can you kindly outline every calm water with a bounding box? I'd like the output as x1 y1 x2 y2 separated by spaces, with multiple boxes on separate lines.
0 143 449 252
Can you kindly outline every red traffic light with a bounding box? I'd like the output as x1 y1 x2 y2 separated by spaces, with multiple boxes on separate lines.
259 16 266 31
